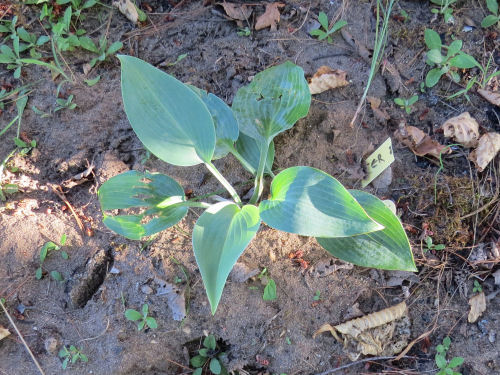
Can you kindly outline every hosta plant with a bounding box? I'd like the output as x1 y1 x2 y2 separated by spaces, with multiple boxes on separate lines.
98 56 417 314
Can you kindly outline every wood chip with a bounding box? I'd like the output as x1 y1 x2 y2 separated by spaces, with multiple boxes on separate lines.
469 132 500 172
468 292 486 323
441 112 480 148
308 66 349 94
255 2 284 31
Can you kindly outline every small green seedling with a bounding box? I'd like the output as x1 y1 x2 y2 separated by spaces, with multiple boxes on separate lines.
125 303 158 331
58 345 88 370
309 12 347 43
472 280 482 293
54 95 77 112
399 9 409 22
164 53 187 67
36 234 68 280
190 334 227 375
13 137 36 156
98 57 416 315
313 290 321 301
424 29 479 87
257 268 277 301
83 37 123 68
482 0 500 27
430 0 457 23
435 337 464 375
394 95 418 114
237 27 251 37
424 236 445 252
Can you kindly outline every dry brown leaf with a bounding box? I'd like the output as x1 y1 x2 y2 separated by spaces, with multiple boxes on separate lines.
220 1 252 21
394 124 450 159
0 325 10 341
478 88 500 106
441 112 480 148
468 292 486 323
367 96 390 123
112 0 138 24
313 302 410 360
469 132 500 172
308 66 349 95
255 2 284 31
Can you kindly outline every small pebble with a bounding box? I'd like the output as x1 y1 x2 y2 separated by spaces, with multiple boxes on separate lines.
489 331 496 343
141 285 153 294
44 337 58 354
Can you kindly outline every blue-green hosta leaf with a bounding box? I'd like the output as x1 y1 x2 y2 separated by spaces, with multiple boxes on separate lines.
188 86 239 159
118 55 216 166
98 170 188 240
317 190 417 271
193 202 260 314
234 133 274 175
259 167 383 237
232 61 311 143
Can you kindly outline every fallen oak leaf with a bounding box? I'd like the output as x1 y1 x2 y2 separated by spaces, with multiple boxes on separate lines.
441 112 479 148
394 124 451 159
0 325 10 341
469 132 500 172
478 88 500 106
255 2 284 31
113 0 139 24
308 66 349 94
367 96 390 124
468 292 486 323
219 1 252 21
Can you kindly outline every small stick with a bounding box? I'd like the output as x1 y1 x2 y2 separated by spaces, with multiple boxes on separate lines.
49 184 85 233
0 299 45 375
314 355 421 375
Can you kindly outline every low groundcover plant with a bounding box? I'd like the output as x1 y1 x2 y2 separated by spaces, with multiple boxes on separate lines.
98 56 417 314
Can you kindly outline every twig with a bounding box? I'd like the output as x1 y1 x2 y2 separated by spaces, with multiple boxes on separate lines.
76 318 110 343
164 357 192 371
49 183 84 233
314 355 421 375
0 299 45 375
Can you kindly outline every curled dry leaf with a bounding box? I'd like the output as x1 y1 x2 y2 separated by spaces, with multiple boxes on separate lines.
112 0 138 24
314 301 410 360
0 325 10 341
367 96 390 124
394 124 451 159
441 112 479 148
155 278 186 321
468 292 486 323
220 1 252 21
308 66 349 95
255 2 284 31
478 88 500 107
469 132 500 172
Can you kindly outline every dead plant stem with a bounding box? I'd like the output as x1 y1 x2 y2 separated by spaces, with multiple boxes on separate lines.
0 299 45 375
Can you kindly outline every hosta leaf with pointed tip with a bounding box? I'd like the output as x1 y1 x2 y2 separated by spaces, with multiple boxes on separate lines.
234 133 274 175
193 202 260 314
259 166 383 237
98 170 188 240
188 86 239 159
118 55 215 166
232 61 311 143
317 190 417 271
